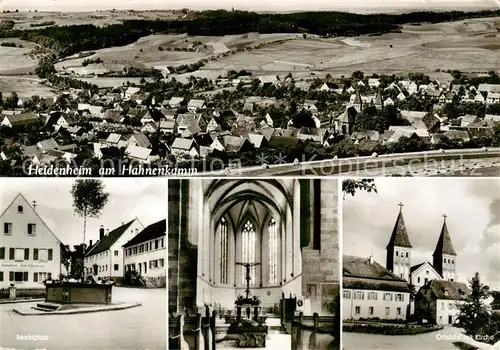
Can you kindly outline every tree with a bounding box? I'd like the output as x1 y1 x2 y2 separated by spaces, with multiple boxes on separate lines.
454 272 491 338
70 179 109 248
342 179 377 199
35 57 56 79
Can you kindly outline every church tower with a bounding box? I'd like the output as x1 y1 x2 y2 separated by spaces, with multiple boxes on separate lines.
386 203 412 283
432 214 457 281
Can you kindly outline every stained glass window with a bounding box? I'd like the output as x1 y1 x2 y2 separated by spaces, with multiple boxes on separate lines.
241 220 256 285
219 218 228 284
269 218 278 284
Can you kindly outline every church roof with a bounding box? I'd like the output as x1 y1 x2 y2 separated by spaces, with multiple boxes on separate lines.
353 90 362 105
433 219 457 256
386 209 412 249
410 261 443 278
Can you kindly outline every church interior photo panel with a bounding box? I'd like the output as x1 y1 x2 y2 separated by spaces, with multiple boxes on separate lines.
168 178 341 350
341 178 500 350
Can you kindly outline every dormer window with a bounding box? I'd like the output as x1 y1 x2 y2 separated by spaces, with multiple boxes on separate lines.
18 206 23 213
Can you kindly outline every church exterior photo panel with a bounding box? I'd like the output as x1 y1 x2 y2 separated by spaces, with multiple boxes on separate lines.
168 178 341 349
342 178 500 350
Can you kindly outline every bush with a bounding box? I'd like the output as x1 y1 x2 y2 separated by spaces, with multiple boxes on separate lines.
343 323 443 335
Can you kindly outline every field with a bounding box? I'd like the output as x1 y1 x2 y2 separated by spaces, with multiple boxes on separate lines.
201 17 500 76
0 13 499 96
55 33 299 76
0 38 38 75
0 10 184 30
0 76 56 99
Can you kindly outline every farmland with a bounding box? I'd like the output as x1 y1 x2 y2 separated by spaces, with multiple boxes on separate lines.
202 17 500 77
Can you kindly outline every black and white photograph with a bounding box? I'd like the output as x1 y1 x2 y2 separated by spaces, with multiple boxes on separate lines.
0 1 499 177
0 178 167 349
168 178 340 349
341 178 500 349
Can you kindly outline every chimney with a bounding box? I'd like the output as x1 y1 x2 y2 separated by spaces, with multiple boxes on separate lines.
89 240 93 248
99 225 105 240
369 255 374 264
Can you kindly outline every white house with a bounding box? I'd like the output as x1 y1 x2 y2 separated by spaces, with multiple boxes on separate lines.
343 255 411 321
124 87 141 100
124 145 152 164
123 219 166 287
84 219 144 283
187 99 206 113
0 193 63 289
171 138 199 158
368 78 380 88
416 279 468 325
486 92 500 105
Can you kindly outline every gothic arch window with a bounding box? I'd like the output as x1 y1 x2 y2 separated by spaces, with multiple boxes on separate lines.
268 218 278 285
219 218 228 284
241 220 256 285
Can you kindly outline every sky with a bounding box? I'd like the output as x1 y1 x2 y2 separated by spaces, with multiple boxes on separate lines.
2 0 499 12
0 178 166 247
343 178 500 291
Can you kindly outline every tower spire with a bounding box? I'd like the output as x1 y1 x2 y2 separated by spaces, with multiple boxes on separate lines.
433 214 457 281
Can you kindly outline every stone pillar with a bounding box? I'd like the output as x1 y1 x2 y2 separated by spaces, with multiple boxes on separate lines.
9 285 16 299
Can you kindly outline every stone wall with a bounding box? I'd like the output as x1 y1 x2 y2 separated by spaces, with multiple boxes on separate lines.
168 180 198 315
301 179 340 315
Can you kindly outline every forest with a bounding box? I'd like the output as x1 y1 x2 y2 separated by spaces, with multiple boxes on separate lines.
0 8 498 57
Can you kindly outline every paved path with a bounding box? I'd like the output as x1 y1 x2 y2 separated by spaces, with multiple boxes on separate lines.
1 287 166 350
343 326 494 350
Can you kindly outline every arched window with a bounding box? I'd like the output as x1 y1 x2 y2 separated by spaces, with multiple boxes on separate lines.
268 218 278 285
219 218 228 284
241 220 256 285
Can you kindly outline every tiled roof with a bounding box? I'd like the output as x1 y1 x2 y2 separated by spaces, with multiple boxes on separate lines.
386 210 412 249
421 279 469 300
343 255 410 292
86 220 135 257
123 219 166 248
433 219 457 256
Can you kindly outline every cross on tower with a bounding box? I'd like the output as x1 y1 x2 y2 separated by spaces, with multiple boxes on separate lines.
443 213 447 221
398 202 404 212
32 200 37 210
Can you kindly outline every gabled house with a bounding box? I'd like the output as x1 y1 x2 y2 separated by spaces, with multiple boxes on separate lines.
142 122 159 134
106 133 128 149
128 133 151 149
368 78 381 88
122 219 166 286
171 138 199 158
159 120 176 134
176 114 206 134
343 255 411 321
187 99 206 113
125 145 152 164
168 97 185 108
37 138 60 152
246 133 267 149
297 127 329 143
1 112 39 128
56 115 79 129
124 87 141 100
84 219 145 282
0 193 64 289
221 135 254 153
415 280 468 325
